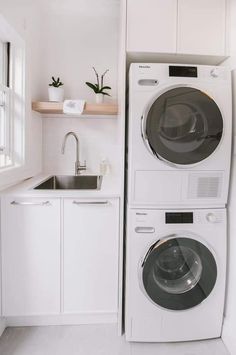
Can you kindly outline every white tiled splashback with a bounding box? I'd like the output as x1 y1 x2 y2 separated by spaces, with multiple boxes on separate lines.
42 116 122 178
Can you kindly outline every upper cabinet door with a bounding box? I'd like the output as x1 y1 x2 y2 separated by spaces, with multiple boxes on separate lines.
178 0 226 56
127 0 177 53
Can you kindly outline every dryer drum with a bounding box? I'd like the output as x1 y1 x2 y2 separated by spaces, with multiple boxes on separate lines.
142 237 217 310
144 87 223 165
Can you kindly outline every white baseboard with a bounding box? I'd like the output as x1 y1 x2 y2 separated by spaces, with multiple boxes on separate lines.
5 312 117 327
0 318 6 337
222 318 235 355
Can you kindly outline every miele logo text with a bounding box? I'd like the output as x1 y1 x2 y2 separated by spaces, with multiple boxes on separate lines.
139 65 150 69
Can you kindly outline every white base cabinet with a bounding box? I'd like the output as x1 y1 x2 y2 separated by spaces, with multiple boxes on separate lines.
63 199 119 314
2 198 61 316
1 196 120 321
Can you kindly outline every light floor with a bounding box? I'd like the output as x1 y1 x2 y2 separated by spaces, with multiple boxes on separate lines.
0 324 230 355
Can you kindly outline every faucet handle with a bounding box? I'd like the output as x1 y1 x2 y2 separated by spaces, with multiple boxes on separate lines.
80 160 87 169
76 160 87 174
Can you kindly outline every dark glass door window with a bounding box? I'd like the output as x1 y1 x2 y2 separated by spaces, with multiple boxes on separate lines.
143 87 223 165
142 236 217 310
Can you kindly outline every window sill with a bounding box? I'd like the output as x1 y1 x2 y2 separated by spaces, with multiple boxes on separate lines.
0 164 28 191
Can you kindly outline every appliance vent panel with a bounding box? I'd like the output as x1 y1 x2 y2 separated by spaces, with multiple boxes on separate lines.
188 174 223 199
197 177 220 198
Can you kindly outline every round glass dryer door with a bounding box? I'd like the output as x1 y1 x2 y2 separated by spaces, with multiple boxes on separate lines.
143 87 223 165
141 236 217 310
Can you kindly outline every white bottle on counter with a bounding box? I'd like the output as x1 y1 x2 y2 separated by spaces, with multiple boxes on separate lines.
100 158 111 176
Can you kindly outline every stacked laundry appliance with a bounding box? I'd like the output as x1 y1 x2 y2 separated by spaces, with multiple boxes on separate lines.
125 63 232 342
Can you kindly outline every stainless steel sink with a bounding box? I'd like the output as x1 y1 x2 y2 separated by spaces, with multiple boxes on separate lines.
34 175 103 190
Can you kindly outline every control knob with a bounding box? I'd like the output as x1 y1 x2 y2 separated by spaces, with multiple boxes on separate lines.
206 213 217 223
210 68 220 78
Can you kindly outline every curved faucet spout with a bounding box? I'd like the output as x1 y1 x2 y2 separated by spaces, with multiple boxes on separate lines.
61 131 86 175
61 131 79 161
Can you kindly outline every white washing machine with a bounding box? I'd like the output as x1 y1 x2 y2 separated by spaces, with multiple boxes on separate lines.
127 63 232 207
125 208 226 342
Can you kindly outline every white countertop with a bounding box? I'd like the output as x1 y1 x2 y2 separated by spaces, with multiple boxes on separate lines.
0 174 122 199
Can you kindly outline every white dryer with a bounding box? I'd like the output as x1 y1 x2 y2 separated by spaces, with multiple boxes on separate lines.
127 64 232 207
125 208 226 342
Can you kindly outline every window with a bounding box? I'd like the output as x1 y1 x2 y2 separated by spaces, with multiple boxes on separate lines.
0 41 11 168
0 15 25 171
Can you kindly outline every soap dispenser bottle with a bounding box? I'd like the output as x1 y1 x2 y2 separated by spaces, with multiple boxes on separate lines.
100 158 110 176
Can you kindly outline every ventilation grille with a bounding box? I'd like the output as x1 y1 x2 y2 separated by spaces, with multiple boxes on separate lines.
188 174 223 199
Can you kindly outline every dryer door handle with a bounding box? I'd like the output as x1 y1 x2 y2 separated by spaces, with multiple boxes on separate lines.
135 227 155 234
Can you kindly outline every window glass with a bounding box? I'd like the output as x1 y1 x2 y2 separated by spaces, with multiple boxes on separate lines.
0 41 3 84
142 237 217 310
153 245 203 294
0 40 11 168
0 16 25 176
144 88 223 165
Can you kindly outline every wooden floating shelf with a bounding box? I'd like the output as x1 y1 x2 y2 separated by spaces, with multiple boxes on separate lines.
32 101 118 116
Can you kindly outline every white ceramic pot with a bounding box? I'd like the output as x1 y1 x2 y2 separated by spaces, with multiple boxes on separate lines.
48 87 64 102
95 93 104 104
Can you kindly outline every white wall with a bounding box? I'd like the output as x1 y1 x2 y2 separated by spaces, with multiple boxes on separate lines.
38 0 119 101
42 116 122 178
222 0 236 353
0 0 43 189
37 0 122 182
0 0 121 184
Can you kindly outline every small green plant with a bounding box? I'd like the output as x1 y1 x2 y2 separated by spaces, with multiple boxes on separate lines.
49 76 64 88
86 67 111 96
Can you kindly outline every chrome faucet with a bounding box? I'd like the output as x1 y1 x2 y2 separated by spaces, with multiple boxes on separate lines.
61 132 86 175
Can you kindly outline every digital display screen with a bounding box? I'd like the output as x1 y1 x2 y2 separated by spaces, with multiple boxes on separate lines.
165 212 193 224
169 66 198 78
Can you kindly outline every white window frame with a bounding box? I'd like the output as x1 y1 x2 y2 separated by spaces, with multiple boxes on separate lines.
0 15 25 172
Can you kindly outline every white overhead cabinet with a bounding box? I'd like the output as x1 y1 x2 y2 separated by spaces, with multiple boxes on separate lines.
63 199 119 314
178 0 226 56
127 0 177 53
2 198 61 317
126 0 227 57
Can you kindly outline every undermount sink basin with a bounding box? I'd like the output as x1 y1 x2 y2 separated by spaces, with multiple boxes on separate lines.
34 175 103 190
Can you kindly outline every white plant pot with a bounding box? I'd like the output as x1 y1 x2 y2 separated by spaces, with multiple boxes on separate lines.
95 93 104 104
48 87 64 102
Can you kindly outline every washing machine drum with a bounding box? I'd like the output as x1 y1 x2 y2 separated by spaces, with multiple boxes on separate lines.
141 236 217 310
143 87 223 165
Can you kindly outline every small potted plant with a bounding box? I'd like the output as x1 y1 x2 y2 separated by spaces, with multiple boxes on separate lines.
86 67 111 104
48 76 64 102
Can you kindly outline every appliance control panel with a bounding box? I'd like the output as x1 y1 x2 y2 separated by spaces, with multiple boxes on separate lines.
133 209 226 226
130 63 230 84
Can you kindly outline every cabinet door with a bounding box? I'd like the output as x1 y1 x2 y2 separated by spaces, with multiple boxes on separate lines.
2 197 61 316
63 199 119 314
127 0 177 53
178 0 226 56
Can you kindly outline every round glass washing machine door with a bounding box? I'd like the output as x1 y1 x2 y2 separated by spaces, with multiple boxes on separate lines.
142 87 223 166
141 236 217 310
